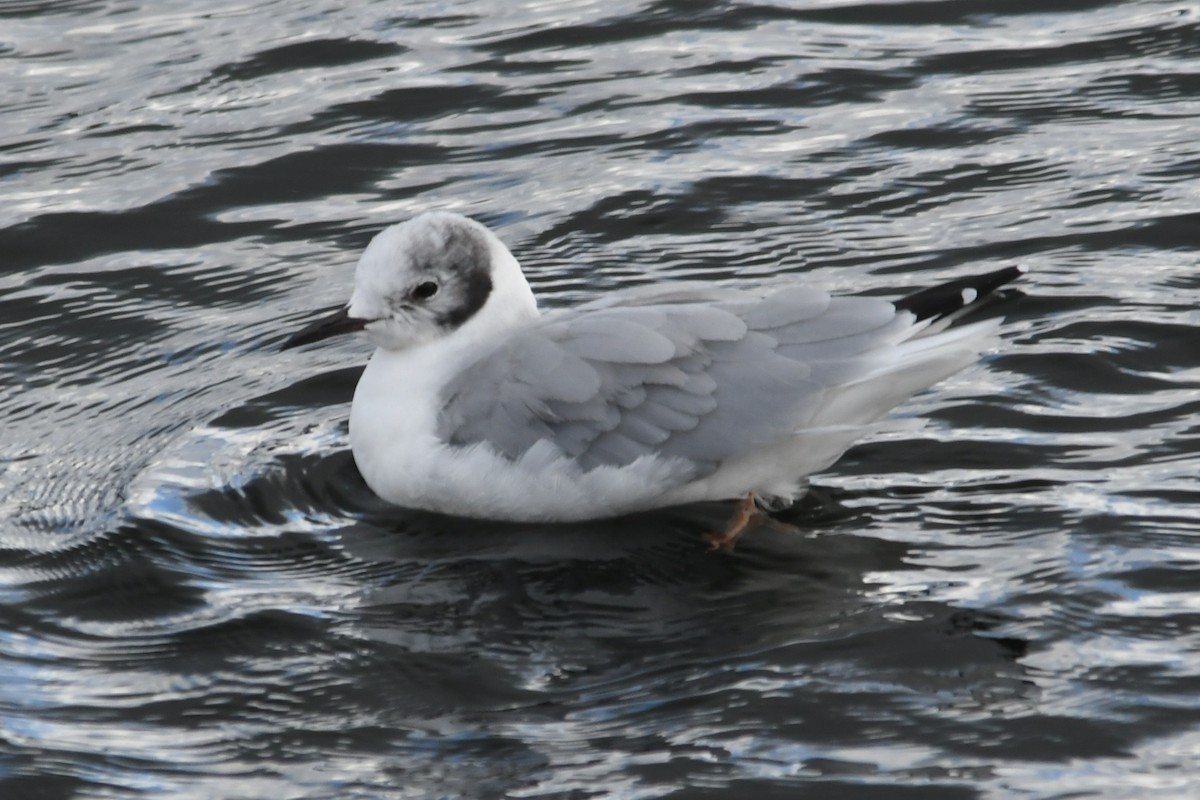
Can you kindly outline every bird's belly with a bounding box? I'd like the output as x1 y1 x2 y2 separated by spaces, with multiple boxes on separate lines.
346 348 819 522
360 437 704 522
351 401 697 522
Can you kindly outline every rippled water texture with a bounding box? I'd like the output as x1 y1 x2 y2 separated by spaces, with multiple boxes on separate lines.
4 1 1200 797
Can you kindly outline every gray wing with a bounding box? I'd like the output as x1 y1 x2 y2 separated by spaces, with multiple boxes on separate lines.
436 284 906 477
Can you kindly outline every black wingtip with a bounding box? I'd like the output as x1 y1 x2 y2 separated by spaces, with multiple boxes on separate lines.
893 265 1026 323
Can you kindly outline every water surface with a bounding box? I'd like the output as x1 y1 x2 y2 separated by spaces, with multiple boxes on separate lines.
3 1 1200 797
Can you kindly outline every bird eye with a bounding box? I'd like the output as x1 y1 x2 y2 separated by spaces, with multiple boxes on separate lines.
411 281 439 301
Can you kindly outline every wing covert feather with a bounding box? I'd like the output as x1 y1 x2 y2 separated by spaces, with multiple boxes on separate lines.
437 284 907 478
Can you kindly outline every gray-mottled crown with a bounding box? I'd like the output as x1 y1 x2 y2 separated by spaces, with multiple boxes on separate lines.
395 212 495 330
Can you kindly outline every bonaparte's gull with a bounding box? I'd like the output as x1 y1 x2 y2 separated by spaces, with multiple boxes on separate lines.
284 212 1022 548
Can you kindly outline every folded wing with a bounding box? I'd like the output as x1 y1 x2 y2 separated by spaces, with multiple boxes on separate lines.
436 282 936 479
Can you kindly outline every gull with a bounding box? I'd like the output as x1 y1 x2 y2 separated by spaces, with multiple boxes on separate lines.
284 212 1023 548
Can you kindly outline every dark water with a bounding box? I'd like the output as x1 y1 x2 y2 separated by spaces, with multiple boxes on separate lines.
3 1 1200 797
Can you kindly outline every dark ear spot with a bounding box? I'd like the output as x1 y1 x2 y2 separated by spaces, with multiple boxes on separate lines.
439 270 492 329
433 218 494 329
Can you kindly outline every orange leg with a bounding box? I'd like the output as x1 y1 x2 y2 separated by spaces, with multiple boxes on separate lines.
705 492 759 552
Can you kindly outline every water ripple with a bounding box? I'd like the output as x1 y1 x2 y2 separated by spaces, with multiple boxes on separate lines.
4 0 1200 797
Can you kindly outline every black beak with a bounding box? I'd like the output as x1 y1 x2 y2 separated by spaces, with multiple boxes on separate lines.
281 305 369 350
